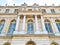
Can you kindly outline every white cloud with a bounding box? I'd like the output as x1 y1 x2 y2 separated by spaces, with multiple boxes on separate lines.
5 0 60 6
6 0 15 5
24 0 60 6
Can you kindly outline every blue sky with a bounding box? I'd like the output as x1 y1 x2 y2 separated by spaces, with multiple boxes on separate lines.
0 0 60 6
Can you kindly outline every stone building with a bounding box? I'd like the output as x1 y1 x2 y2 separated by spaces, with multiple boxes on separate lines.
0 3 60 45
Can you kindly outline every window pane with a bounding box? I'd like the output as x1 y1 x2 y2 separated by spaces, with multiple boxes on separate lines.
14 9 18 14
0 23 4 34
56 23 60 32
28 9 32 11
5 9 9 13
7 23 16 36
42 9 46 13
45 23 53 33
51 9 55 13
27 23 34 34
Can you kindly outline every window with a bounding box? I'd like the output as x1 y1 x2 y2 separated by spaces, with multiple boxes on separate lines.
7 20 16 36
42 9 46 13
28 9 32 11
45 20 53 34
27 20 34 34
51 42 58 45
27 23 34 34
55 19 60 32
3 42 11 45
45 23 53 33
26 41 36 45
22 8 26 11
5 9 9 13
14 9 18 14
0 20 5 34
33 8 39 11
51 9 55 13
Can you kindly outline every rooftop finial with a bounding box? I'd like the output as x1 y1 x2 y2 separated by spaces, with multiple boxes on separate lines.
13 4 15 6
21 2 27 6
33 3 39 6
45 3 47 6
5 4 7 6
52 4 54 6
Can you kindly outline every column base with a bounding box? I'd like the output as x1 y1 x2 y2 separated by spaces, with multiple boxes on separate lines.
35 31 48 34
0 32 6 36
42 31 48 34
0 34 6 36
19 30 26 34
55 33 60 36
13 31 20 34
35 30 41 34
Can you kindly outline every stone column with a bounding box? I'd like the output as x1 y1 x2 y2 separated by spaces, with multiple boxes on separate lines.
35 15 40 34
14 16 20 34
20 15 26 34
50 18 60 36
41 16 48 34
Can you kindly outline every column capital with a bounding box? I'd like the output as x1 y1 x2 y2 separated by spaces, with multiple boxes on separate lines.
24 15 26 16
22 15 26 18
34 15 37 16
22 14 26 15
41 15 44 17
35 15 37 16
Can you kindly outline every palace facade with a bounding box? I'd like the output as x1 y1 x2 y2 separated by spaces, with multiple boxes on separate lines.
0 3 60 45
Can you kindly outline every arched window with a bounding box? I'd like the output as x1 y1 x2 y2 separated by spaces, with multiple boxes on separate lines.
44 19 53 34
27 19 34 34
3 42 11 45
0 19 5 34
7 19 16 36
51 41 58 45
55 19 60 32
26 41 36 45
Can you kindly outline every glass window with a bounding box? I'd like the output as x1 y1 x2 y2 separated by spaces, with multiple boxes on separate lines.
0 22 4 34
27 23 34 34
28 9 32 11
3 42 11 45
45 22 53 34
42 9 46 13
14 9 18 14
5 9 9 13
51 42 58 45
0 20 5 34
7 21 16 36
55 20 60 32
51 9 55 13
56 23 60 32
22 8 26 11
